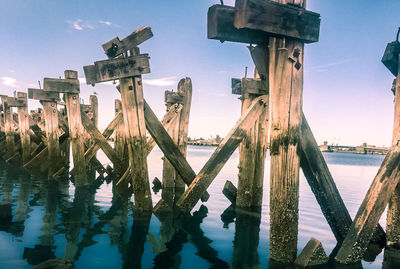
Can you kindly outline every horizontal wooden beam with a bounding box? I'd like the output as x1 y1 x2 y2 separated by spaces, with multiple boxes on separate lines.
28 88 60 101
84 54 150 85
231 78 266 95
102 26 153 58
3 96 27 107
208 4 269 44
234 0 321 43
43 78 80 93
176 95 268 213
165 91 185 105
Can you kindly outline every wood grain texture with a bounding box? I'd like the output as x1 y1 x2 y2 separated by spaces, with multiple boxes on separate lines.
114 100 129 172
41 101 61 175
176 96 268 213
28 88 60 101
120 76 152 212
234 0 320 43
84 54 150 85
268 14 304 262
17 93 30 164
208 5 269 44
43 78 80 93
3 103 15 157
64 70 87 186
102 26 153 58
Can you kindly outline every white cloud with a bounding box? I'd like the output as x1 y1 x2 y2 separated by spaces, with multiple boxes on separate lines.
143 76 178 87
67 19 95 31
99 20 120 28
1 77 18 88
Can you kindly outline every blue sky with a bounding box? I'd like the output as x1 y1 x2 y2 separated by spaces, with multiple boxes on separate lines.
0 0 399 146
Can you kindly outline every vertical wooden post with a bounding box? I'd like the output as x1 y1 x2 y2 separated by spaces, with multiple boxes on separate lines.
237 75 269 207
175 78 192 195
3 102 15 157
17 93 31 164
89 95 98 128
386 54 400 247
41 100 60 175
114 99 129 172
268 0 304 263
119 52 152 211
162 91 180 190
64 70 88 186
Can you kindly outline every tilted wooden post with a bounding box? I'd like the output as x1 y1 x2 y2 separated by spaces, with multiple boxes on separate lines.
16 92 31 164
84 27 154 211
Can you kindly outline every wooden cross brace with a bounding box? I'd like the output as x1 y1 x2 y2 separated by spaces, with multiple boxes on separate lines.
102 26 153 58
43 75 80 94
3 96 27 107
28 88 60 101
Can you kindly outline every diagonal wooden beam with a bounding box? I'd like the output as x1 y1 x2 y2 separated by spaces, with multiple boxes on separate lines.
143 99 210 206
80 110 123 172
175 95 268 214
300 112 386 244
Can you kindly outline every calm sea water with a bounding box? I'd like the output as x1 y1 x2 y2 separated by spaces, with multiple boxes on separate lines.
0 146 392 268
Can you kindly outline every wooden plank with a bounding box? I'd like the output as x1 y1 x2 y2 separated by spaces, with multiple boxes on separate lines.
232 77 266 96
28 88 60 101
64 70 87 186
165 91 185 105
335 145 400 264
208 5 269 44
102 26 153 58
83 54 150 85
119 75 152 212
17 93 30 164
387 54 400 248
3 103 15 157
234 0 321 43
43 77 80 93
4 96 27 107
80 110 123 172
143 99 210 213
175 96 268 213
300 113 385 244
222 180 237 204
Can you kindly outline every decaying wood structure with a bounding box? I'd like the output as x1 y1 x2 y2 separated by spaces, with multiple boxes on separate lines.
1 2 400 267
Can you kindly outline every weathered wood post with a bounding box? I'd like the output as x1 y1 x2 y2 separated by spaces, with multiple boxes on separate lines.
2 98 15 158
233 74 269 208
43 70 87 186
16 92 31 164
114 99 129 172
84 26 154 211
162 90 182 190
89 95 98 128
386 54 400 247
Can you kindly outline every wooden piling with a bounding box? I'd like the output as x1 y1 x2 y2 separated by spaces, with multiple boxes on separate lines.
237 56 269 208
41 100 60 175
387 54 400 248
64 70 88 186
114 100 128 171
119 74 152 212
16 93 31 164
3 101 15 158
267 10 304 263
